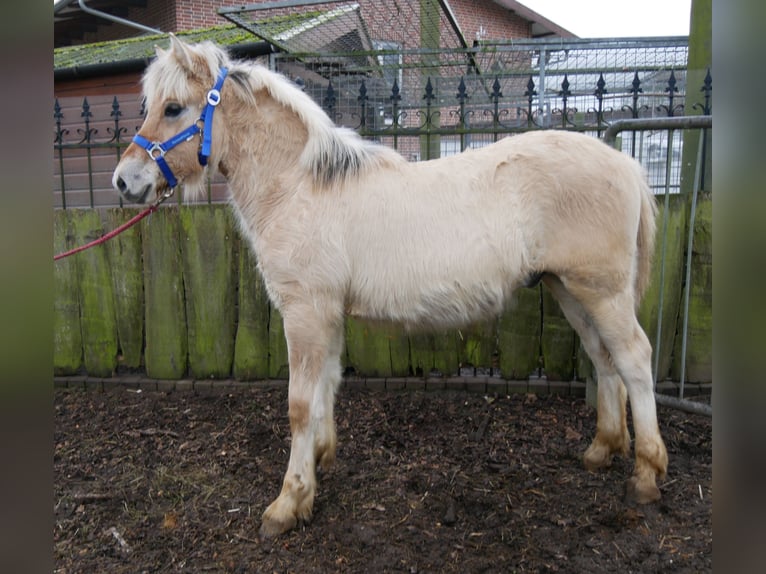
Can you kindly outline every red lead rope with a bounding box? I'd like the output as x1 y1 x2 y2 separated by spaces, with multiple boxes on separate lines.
53 189 175 262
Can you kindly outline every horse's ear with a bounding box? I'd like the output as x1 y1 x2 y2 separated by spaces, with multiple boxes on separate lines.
168 33 195 73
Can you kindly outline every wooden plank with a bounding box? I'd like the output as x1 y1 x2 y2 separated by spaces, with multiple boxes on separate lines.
540 284 575 380
141 206 187 379
411 330 459 378
672 194 712 382
409 333 435 377
104 209 144 370
70 209 118 377
575 337 594 382
345 318 388 377
180 205 236 378
457 320 497 375
345 318 398 378
53 210 82 375
497 286 541 379
233 241 271 380
268 306 290 379
433 331 459 377
638 195 686 381
389 329 411 377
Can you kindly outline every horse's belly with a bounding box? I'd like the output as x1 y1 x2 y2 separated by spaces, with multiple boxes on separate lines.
346 271 510 329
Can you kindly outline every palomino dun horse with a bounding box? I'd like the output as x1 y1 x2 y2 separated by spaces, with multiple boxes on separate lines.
113 36 668 538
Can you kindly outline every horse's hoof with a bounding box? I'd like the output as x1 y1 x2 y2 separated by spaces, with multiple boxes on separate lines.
624 476 661 505
259 514 297 539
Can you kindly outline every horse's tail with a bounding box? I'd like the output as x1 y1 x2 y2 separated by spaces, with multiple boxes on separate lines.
634 168 658 308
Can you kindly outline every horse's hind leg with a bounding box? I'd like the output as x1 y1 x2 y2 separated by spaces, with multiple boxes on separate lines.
260 304 343 538
592 297 667 503
545 275 667 503
572 283 667 503
542 276 630 469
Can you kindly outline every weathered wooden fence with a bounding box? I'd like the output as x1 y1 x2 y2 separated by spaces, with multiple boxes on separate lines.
53 194 712 382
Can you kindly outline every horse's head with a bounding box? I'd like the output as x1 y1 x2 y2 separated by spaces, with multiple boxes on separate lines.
113 35 230 203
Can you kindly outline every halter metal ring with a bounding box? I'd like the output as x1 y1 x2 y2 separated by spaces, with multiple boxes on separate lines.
145 141 167 159
207 89 221 106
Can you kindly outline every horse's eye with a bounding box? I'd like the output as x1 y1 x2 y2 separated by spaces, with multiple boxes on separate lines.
164 103 184 118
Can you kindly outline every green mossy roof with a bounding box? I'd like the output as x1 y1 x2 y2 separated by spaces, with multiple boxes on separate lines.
54 25 258 71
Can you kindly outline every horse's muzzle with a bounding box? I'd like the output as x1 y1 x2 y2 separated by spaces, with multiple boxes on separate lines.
112 157 161 204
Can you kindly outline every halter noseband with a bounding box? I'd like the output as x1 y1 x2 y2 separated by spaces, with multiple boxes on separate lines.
132 67 229 189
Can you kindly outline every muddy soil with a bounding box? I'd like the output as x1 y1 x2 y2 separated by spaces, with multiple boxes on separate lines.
54 385 712 573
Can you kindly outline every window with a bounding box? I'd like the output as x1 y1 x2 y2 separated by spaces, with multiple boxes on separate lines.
373 40 403 93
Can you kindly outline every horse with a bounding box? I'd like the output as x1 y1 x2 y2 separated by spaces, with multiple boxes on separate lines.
113 35 668 538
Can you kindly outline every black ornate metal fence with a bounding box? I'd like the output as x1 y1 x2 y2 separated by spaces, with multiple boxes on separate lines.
54 37 709 208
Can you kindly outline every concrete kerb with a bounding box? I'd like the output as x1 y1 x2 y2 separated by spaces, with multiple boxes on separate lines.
54 375 707 398
54 375 595 397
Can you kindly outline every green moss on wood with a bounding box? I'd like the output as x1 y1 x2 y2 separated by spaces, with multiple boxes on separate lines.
497 287 541 379
233 240 271 380
389 330 411 377
105 209 145 370
53 211 82 375
268 306 289 379
638 195 687 380
71 209 118 377
142 207 187 379
345 318 395 378
458 320 497 373
540 285 575 381
180 205 236 378
671 195 712 382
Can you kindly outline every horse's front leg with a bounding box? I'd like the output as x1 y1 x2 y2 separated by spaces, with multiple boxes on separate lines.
260 307 343 538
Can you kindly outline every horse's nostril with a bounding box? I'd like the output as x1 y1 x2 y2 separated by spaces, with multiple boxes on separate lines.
116 176 127 193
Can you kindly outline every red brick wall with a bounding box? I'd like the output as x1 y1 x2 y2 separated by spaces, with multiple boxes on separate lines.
176 0 236 30
448 0 531 43
80 0 177 44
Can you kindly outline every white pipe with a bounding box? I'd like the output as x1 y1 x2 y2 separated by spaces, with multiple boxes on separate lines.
78 0 162 36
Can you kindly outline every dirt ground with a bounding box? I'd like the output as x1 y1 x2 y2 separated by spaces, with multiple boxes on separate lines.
54 384 712 573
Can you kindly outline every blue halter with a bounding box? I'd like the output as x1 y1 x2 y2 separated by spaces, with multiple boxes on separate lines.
132 67 228 189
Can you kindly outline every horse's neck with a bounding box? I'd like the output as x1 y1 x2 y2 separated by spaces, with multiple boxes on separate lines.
220 90 310 239
221 89 309 191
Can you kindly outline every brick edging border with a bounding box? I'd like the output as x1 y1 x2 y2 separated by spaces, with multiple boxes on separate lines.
53 376 710 398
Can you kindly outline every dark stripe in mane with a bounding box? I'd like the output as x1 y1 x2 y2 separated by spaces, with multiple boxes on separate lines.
227 69 253 96
313 131 375 186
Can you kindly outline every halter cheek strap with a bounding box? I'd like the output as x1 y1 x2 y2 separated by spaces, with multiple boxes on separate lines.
132 67 228 189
